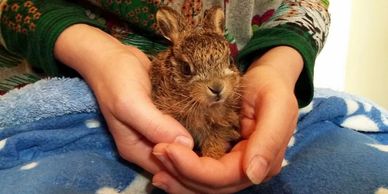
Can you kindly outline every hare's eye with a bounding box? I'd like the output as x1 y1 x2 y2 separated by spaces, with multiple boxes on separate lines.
181 62 192 76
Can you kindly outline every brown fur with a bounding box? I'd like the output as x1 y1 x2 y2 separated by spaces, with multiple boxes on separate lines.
151 6 241 159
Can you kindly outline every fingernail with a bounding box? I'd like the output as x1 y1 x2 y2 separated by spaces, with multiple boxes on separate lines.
174 136 193 148
152 182 168 191
246 155 269 184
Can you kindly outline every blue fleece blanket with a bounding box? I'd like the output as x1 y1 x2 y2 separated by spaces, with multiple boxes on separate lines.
1 78 387 194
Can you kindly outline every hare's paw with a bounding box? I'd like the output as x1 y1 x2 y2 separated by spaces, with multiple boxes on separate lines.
201 144 226 159
201 137 230 159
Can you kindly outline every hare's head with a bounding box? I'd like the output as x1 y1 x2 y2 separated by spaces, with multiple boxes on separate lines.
156 6 240 107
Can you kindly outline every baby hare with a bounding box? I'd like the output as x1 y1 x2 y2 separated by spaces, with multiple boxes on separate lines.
151 6 241 159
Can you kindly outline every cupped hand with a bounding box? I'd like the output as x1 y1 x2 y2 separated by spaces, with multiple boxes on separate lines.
54 24 194 174
90 45 194 174
151 46 303 193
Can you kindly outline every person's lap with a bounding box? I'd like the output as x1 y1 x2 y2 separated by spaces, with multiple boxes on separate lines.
1 78 387 194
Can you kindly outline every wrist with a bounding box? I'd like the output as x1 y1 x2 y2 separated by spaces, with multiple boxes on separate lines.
54 24 150 82
248 46 303 91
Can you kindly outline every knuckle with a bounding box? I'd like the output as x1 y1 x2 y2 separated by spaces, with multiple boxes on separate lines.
144 115 179 143
115 135 144 161
111 97 132 115
141 119 164 139
265 134 283 152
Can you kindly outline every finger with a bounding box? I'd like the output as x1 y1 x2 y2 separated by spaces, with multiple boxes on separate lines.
107 116 164 174
154 170 252 194
244 96 298 184
153 144 201 192
153 147 252 194
240 93 256 138
153 143 251 194
152 171 198 194
154 143 248 187
153 144 180 177
262 143 290 183
240 117 255 138
266 144 288 180
113 92 194 148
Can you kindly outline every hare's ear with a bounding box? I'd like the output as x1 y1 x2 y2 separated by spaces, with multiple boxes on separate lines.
203 6 225 35
156 6 186 42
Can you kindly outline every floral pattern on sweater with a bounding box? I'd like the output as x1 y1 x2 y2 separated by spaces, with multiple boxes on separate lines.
0 0 330 103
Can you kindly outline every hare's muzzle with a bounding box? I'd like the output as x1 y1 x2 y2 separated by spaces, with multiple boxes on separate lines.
207 82 225 103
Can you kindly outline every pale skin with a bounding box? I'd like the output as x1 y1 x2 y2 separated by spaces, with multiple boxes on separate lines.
54 24 303 194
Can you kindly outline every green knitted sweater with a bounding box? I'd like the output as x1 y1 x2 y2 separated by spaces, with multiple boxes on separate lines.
0 0 330 107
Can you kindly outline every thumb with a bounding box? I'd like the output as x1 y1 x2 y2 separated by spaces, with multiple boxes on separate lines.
114 93 194 148
243 98 297 184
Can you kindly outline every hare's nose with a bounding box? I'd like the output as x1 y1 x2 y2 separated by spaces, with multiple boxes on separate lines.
208 84 224 96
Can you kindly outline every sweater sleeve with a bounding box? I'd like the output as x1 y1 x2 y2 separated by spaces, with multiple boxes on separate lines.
84 0 159 34
237 0 331 107
0 0 106 76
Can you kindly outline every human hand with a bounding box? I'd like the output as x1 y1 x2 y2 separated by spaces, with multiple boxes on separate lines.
54 24 194 174
151 46 303 193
